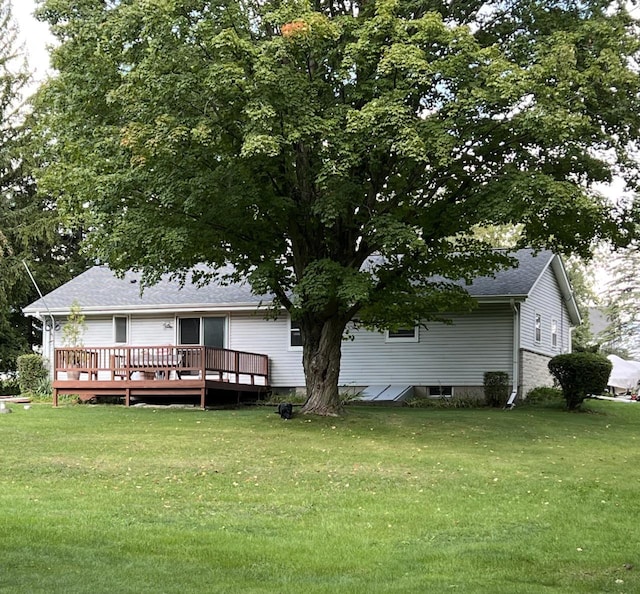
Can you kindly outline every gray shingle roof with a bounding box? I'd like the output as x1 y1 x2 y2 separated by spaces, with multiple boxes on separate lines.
24 266 266 314
24 249 559 315
463 248 553 296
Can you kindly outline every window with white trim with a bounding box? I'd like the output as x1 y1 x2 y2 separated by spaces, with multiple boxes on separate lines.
178 317 225 347
289 320 303 348
114 316 128 344
179 317 200 344
534 313 541 343
386 327 419 343
551 319 558 348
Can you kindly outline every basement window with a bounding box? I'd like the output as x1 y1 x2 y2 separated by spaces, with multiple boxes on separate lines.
428 385 453 398
386 327 419 343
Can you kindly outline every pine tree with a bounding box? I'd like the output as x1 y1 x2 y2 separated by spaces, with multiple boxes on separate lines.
0 1 86 371
602 244 640 356
0 0 31 370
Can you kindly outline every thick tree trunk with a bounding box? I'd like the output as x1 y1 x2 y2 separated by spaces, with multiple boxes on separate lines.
300 316 347 416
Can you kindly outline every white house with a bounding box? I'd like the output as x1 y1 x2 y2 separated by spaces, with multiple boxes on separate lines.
23 249 580 401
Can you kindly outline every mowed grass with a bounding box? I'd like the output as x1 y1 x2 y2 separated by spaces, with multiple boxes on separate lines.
1 401 639 593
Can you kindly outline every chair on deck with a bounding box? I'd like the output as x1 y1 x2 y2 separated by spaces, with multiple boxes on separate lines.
110 354 128 380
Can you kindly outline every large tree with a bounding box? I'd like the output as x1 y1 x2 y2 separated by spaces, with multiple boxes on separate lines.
0 0 28 368
35 0 640 414
0 0 86 371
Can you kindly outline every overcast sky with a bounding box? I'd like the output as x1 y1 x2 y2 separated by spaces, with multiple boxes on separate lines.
13 0 54 86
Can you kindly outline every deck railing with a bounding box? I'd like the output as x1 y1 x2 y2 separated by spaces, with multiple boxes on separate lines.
53 345 269 386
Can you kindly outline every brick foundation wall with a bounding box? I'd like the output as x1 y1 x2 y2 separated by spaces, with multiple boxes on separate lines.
520 349 554 398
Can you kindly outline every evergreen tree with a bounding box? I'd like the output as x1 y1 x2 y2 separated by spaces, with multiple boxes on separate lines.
0 1 86 371
0 0 31 370
564 256 598 352
602 244 640 356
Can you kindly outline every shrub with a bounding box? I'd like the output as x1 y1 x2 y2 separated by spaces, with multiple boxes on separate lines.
17 354 48 395
36 376 53 398
0 378 19 395
548 352 612 411
259 390 307 406
524 386 564 406
405 394 483 409
484 371 509 407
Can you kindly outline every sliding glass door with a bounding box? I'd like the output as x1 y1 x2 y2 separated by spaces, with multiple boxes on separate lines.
178 317 225 348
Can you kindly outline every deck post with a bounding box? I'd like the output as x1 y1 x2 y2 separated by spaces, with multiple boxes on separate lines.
200 388 205 410
53 388 58 407
125 388 130 407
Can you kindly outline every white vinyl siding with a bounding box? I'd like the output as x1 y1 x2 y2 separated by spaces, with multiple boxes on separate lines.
69 317 112 346
129 316 178 345
231 305 512 387
338 304 513 387
53 315 178 348
54 306 513 388
229 313 305 386
520 265 570 355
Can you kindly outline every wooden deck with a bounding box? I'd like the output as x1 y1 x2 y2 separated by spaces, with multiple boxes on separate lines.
52 346 269 409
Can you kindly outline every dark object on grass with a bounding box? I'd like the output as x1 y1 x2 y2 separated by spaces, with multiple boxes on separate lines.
277 402 293 420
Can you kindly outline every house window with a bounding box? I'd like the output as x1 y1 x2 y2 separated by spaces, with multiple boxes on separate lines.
178 317 225 347
535 313 541 343
290 320 303 348
203 317 225 348
428 385 453 398
551 319 558 348
386 327 419 342
179 317 200 345
114 316 128 344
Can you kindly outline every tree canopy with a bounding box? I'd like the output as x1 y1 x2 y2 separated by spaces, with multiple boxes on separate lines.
35 0 640 414
0 0 86 372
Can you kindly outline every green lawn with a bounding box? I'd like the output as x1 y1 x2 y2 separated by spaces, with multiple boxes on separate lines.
0 401 638 593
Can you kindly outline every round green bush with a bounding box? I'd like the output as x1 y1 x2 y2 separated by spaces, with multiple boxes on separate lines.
548 352 612 410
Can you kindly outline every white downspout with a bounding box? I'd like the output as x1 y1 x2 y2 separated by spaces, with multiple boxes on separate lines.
506 299 520 409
